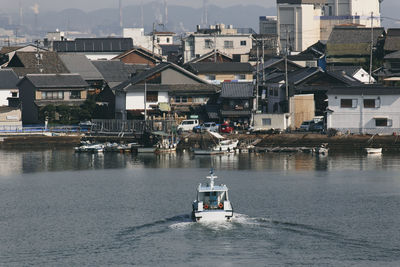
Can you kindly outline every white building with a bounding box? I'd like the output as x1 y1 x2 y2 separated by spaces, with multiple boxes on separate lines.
327 87 400 135
183 24 254 63
277 0 382 52
123 28 162 54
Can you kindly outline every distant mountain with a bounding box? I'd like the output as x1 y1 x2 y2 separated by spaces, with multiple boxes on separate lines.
16 2 276 36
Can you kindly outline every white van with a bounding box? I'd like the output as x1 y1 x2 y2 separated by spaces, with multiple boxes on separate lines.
177 119 199 133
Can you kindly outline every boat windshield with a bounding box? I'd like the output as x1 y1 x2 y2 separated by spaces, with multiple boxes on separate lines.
197 191 227 209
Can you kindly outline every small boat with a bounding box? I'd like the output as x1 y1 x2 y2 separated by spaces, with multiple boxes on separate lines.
365 147 382 154
193 131 238 155
192 169 234 222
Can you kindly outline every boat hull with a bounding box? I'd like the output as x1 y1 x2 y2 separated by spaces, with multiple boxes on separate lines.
365 148 382 154
192 210 233 222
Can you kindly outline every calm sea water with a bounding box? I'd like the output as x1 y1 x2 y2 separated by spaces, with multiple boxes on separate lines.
1 149 400 266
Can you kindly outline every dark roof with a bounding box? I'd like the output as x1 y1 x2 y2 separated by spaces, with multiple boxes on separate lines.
53 38 133 53
0 69 19 89
59 53 104 81
326 66 363 76
159 44 181 56
387 29 400 37
385 50 400 59
185 50 233 64
325 71 363 86
384 30 400 52
124 62 207 87
328 86 400 95
220 82 254 98
8 51 69 77
120 83 220 94
91 60 137 84
21 74 89 88
186 62 254 74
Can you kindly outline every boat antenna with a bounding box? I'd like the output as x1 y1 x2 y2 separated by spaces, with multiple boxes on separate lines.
207 168 217 189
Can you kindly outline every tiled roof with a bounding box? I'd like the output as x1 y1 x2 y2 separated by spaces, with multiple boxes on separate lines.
220 82 254 98
0 69 19 89
53 38 133 53
185 50 233 64
186 62 254 74
121 83 220 94
8 51 69 77
91 60 136 84
385 50 400 59
59 53 103 81
22 74 89 88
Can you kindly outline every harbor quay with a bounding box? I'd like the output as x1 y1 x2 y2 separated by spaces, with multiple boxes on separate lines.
1 132 400 153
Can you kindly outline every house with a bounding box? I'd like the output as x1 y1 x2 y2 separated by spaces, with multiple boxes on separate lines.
59 53 105 92
114 62 220 120
122 28 162 55
182 24 253 63
153 31 175 46
112 46 164 67
327 86 400 135
6 51 69 78
261 57 303 77
185 62 254 84
327 66 376 84
18 74 89 124
326 26 385 65
0 44 47 67
377 51 400 85
185 50 233 64
219 82 255 126
0 69 19 107
52 38 134 60
262 67 362 116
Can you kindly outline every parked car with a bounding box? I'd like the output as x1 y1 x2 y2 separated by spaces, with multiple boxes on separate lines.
299 120 314 131
310 121 325 133
177 119 199 134
193 122 219 133
219 122 234 133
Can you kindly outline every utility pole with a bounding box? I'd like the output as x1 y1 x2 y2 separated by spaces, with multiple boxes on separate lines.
285 27 289 109
144 80 147 121
214 30 217 63
369 12 374 84
152 22 156 58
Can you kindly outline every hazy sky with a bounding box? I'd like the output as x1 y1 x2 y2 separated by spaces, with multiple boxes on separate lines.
0 0 397 13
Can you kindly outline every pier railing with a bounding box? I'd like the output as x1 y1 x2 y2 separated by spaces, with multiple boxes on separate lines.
91 119 177 135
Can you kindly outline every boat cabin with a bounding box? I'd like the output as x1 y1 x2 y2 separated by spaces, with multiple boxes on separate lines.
197 183 229 210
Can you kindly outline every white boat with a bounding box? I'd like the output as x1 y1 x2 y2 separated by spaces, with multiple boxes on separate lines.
137 147 157 153
193 131 239 155
192 169 234 222
365 147 382 154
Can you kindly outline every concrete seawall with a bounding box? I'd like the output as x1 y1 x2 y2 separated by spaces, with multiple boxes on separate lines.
0 135 81 148
178 133 400 153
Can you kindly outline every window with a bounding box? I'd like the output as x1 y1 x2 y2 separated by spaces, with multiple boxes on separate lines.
363 99 376 108
167 37 170 43
11 92 17 97
224 41 233 48
146 91 158 102
157 38 160 43
240 40 247 46
205 39 213 48
274 89 278 96
375 118 392 127
262 118 271 126
235 74 246 80
70 91 81 99
206 74 216 80
341 99 357 108
41 91 64 100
